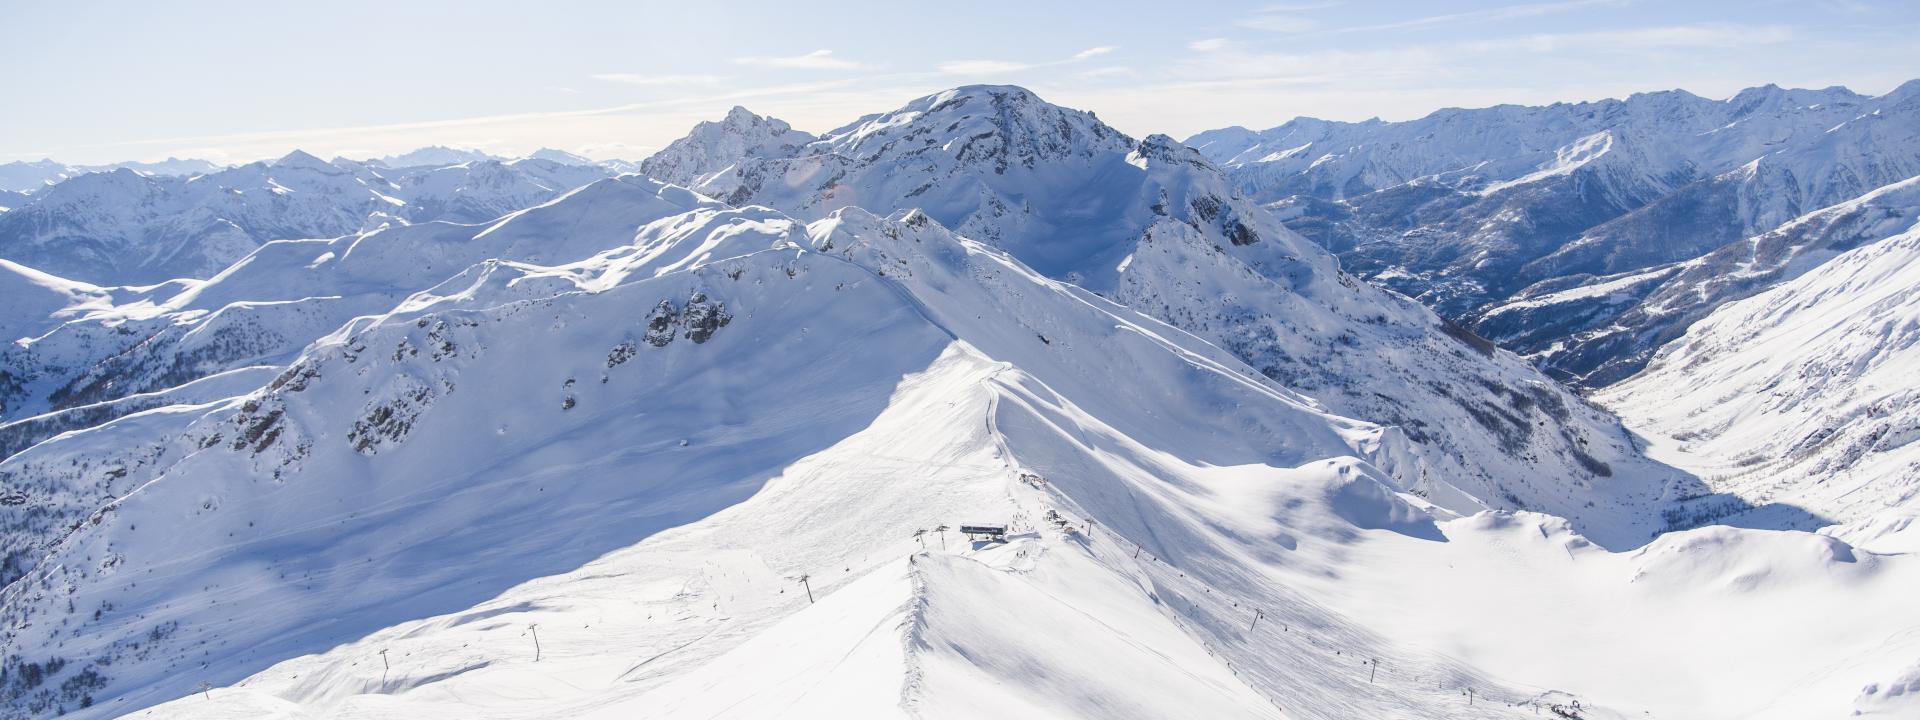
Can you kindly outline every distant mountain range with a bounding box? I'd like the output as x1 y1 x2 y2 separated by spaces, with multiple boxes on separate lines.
0 150 630 285
0 157 223 193
1188 80 1920 386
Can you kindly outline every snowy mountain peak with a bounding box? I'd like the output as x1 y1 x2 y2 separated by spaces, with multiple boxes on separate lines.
638 106 814 187
822 84 1127 165
933 83 1041 103
669 86 1676 548
1132 133 1214 168
271 149 333 171
721 105 764 124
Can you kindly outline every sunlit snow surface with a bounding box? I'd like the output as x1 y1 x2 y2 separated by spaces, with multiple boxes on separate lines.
1 86 1916 719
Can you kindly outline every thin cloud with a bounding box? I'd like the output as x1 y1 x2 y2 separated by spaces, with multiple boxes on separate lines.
576 142 654 160
1468 24 1795 51
1258 1 1343 9
1238 15 1319 33
1325 0 1627 35
938 47 1121 75
731 49 864 70
939 60 1033 75
591 73 725 86
1077 66 1137 79
26 77 897 160
1175 22 1780 90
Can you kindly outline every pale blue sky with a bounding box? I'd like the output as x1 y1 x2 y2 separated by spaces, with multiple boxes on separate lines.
4 0 1915 164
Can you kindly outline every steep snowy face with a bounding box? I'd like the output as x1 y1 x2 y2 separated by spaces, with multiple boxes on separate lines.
1596 223 1920 540
638 106 816 187
0 154 614 285
675 85 1669 545
1197 80 1920 380
1475 175 1920 385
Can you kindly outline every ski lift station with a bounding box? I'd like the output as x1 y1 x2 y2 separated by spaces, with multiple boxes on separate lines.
959 524 1008 542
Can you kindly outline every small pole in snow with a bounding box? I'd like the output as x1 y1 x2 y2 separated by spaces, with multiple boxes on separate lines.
529 623 542 662
1133 543 1143 558
1249 609 1263 632
1086 519 1095 538
379 648 390 685
914 529 926 548
935 525 948 550
1368 658 1377 683
1468 688 1474 705
798 574 814 604
198 682 212 701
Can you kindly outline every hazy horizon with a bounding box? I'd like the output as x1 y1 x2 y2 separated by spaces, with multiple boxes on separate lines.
5 0 1917 165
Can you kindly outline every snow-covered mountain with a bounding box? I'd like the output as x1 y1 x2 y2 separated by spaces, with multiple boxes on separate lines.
0 158 222 194
0 162 79 194
1596 221 1920 544
662 86 1671 544
0 153 614 285
2 84 1916 720
527 147 595 166
638 106 815 187
0 168 1908 719
0 176 690 455
379 146 635 173
387 158 614 225
1191 81 1920 384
